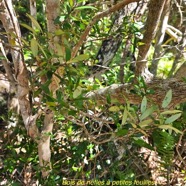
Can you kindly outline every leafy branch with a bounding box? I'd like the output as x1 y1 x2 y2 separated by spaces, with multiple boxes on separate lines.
71 0 141 58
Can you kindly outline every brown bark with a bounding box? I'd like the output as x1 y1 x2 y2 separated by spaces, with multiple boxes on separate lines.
150 0 171 76
38 110 54 177
46 0 60 54
174 63 186 79
35 0 61 177
135 0 167 81
0 0 37 132
29 0 37 29
86 78 186 107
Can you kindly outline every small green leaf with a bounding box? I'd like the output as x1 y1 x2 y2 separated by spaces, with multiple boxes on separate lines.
30 38 38 57
46 102 56 107
20 23 37 34
73 86 83 98
140 106 156 121
68 54 89 63
133 137 154 150
41 80 51 94
72 165 79 172
165 113 182 124
127 111 136 123
37 43 47 58
121 107 127 125
55 29 64 35
67 125 73 135
109 106 120 112
158 125 182 134
138 42 145 46
31 40 47 58
56 90 63 103
116 129 128 137
75 6 97 10
65 47 71 61
162 89 172 108
141 96 147 113
131 123 137 128
69 0 74 7
139 119 153 128
27 14 43 32
161 110 182 115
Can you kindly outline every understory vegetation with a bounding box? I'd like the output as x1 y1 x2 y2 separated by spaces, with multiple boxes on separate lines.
0 0 186 185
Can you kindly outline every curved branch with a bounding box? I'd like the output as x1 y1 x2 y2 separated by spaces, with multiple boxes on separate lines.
71 0 141 58
86 78 186 107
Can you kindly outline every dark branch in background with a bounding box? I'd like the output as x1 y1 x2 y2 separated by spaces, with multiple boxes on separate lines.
119 38 134 83
0 41 16 90
91 6 126 76
93 35 122 69
71 0 141 59
90 2 139 80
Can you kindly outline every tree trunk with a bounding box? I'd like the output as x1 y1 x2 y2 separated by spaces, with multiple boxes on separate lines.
0 0 36 133
135 0 167 82
36 0 61 177
150 0 171 76
0 0 55 178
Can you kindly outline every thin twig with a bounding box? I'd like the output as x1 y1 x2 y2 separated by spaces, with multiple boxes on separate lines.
176 129 186 167
0 41 16 86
